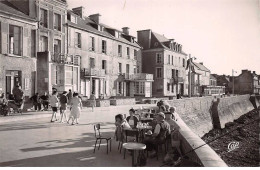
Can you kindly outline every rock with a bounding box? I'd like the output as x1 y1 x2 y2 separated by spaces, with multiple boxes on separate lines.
225 122 236 128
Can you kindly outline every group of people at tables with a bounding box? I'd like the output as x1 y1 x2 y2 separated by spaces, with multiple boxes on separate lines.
114 103 182 159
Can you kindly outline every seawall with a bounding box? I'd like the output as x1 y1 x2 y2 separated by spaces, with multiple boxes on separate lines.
166 95 254 136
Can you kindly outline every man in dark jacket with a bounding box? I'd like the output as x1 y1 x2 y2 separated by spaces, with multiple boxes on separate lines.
40 92 49 111
30 93 41 111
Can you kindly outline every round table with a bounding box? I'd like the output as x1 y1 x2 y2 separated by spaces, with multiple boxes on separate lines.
123 142 146 166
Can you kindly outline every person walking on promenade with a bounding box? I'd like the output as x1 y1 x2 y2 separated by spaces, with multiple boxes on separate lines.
60 91 68 123
12 84 24 112
50 91 59 122
68 92 82 125
30 93 41 111
67 89 73 104
40 92 49 111
90 92 96 112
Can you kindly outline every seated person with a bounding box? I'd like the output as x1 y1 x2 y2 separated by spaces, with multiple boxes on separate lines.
165 111 182 156
114 114 131 142
144 112 170 158
169 106 179 121
126 108 139 128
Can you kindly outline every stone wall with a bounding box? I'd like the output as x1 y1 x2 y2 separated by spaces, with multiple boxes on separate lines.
216 95 254 128
167 96 215 137
166 95 254 136
110 98 136 106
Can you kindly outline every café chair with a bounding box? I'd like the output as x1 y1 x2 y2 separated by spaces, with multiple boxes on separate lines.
93 123 112 154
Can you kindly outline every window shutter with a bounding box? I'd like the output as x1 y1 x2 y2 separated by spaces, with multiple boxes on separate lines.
23 27 29 57
68 27 71 47
70 28 74 47
1 22 8 54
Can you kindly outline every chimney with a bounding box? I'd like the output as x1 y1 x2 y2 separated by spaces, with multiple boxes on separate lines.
137 29 152 50
89 13 101 24
199 62 203 65
122 27 129 35
242 69 248 74
72 6 85 18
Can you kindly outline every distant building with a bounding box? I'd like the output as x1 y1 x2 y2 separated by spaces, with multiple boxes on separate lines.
67 8 153 98
212 74 232 94
137 29 187 97
234 70 260 94
0 1 37 97
201 74 225 96
186 60 211 96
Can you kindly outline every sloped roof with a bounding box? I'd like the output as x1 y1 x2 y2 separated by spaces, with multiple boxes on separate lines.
0 1 35 21
193 62 210 72
68 11 141 48
153 32 169 42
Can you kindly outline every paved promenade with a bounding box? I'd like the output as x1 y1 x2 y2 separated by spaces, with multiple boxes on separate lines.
0 104 165 167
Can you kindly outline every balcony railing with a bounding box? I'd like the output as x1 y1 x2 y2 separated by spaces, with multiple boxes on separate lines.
254 84 260 89
81 68 106 77
51 53 80 66
121 73 153 81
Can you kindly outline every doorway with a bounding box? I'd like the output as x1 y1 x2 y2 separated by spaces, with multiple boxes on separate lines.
6 70 21 94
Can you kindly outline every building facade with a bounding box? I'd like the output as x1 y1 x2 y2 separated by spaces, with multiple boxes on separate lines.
67 8 153 98
234 70 260 94
0 1 38 98
186 60 211 96
137 30 187 97
2 0 79 95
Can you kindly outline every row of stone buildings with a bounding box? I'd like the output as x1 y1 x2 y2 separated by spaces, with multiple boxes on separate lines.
212 70 260 95
0 0 226 99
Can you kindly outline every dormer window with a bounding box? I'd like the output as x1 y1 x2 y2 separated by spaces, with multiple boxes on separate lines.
71 15 77 24
115 31 119 38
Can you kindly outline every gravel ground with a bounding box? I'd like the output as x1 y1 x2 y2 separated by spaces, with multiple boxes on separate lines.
202 109 260 167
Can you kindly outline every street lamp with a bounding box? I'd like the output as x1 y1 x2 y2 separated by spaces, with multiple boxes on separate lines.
188 54 196 98
232 69 237 95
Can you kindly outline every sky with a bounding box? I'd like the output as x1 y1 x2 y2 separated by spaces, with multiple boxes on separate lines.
67 0 260 76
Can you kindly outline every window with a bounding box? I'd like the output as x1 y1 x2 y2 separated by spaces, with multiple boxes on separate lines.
71 15 77 24
135 82 139 94
75 32 81 48
31 30 36 57
90 58 95 68
9 25 21 55
172 69 175 78
168 55 170 64
102 60 107 73
89 36 95 51
54 39 61 54
171 56 173 65
54 13 61 31
65 66 73 85
134 67 137 74
179 57 181 66
183 58 185 67
39 36 48 52
156 53 162 63
40 8 47 28
118 63 122 74
134 49 137 60
176 70 179 77
118 82 122 94
127 47 130 58
171 84 174 93
134 82 145 94
156 67 162 78
167 83 170 91
118 45 122 57
102 40 107 54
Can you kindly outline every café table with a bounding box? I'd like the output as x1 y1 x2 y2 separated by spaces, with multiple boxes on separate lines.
136 125 153 142
140 118 153 123
123 142 146 167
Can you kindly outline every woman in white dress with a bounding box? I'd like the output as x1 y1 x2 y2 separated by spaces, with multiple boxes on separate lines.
68 92 82 125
